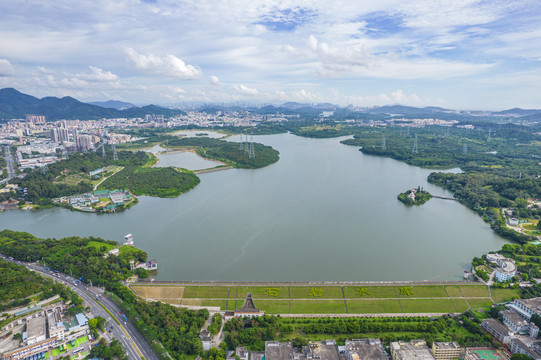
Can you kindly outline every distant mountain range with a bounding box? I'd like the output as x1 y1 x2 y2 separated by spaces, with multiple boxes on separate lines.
1 88 540 122
88 100 136 110
0 88 185 121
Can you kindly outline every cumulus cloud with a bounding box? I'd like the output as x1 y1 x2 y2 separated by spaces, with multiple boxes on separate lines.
77 66 119 82
234 84 259 96
0 59 15 76
125 47 202 80
209 75 220 85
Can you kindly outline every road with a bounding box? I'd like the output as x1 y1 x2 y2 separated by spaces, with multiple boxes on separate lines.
1 255 158 360
1 145 16 184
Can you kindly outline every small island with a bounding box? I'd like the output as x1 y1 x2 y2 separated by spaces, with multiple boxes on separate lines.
398 186 432 206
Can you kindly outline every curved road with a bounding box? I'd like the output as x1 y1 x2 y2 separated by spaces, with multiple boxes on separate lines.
1 255 157 360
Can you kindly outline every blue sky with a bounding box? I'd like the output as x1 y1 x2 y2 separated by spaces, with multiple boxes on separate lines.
0 0 540 109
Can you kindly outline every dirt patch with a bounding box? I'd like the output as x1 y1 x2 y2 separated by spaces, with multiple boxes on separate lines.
131 285 185 300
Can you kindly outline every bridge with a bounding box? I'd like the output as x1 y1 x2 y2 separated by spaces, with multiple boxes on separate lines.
432 195 458 201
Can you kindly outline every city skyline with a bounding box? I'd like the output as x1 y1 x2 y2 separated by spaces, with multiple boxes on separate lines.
0 0 540 109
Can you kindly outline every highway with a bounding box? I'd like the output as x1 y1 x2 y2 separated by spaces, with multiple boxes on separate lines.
1 255 158 360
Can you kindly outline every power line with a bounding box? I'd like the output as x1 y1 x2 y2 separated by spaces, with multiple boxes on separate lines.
381 134 386 151
412 134 418 155
248 131 255 159
112 144 118 161
462 143 468 155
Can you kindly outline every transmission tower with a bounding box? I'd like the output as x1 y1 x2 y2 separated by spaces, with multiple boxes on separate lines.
102 143 106 158
244 134 249 153
519 172 522 180
462 143 468 155
381 134 386 151
406 127 410 136
411 134 418 155
488 129 492 141
41 162 48 175
112 144 118 161
239 134 244 150
446 127 450 137
248 135 255 159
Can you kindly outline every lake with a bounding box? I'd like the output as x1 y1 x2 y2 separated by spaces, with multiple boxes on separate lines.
0 133 507 281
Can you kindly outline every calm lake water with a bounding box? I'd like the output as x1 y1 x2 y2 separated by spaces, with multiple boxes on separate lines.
0 133 507 281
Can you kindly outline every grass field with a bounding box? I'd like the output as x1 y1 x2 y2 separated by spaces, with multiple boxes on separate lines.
130 283 519 315
491 288 521 303
346 300 402 314
86 241 116 251
458 285 490 297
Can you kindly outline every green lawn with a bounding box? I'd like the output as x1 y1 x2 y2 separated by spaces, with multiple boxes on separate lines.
52 348 64 356
290 300 346 314
256 300 291 314
182 286 230 299
346 300 402 314
180 299 227 308
450 298 470 312
459 285 489 297
491 288 521 303
400 299 457 313
444 286 463 297
233 286 290 299
118 245 146 257
409 285 448 298
343 286 397 298
467 298 494 309
86 241 116 251
289 286 344 299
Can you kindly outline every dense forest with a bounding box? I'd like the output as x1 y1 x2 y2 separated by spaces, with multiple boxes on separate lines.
165 137 280 169
0 258 84 313
0 230 146 286
0 230 208 360
99 166 200 197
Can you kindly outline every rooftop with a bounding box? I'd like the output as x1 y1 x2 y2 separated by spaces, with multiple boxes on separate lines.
481 318 511 335
266 341 293 360
27 316 45 340
345 339 387 360
310 341 340 360
502 310 528 326
390 340 435 360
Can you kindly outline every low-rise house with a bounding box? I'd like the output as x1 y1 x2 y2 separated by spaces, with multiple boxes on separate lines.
481 319 512 344
509 338 541 359
431 342 462 360
345 339 387 360
390 340 435 360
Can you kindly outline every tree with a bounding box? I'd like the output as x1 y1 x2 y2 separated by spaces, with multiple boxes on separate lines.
511 354 532 360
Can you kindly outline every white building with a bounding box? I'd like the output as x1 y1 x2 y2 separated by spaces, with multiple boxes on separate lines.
494 257 516 282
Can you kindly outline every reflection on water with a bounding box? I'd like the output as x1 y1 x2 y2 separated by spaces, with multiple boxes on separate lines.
0 133 508 281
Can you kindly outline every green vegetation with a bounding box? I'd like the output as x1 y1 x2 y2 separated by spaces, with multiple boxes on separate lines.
397 187 432 206
0 229 210 360
0 230 146 287
88 338 127 360
208 313 223 336
165 137 279 169
341 124 541 244
223 314 495 350
7 150 149 205
99 166 200 197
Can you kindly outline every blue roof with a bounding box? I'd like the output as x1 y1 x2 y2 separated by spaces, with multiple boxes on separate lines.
75 313 88 326
15 305 41 316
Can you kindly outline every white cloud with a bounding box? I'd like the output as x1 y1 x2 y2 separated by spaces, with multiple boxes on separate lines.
0 59 15 76
234 84 259 96
125 47 202 80
209 75 220 86
78 66 119 82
